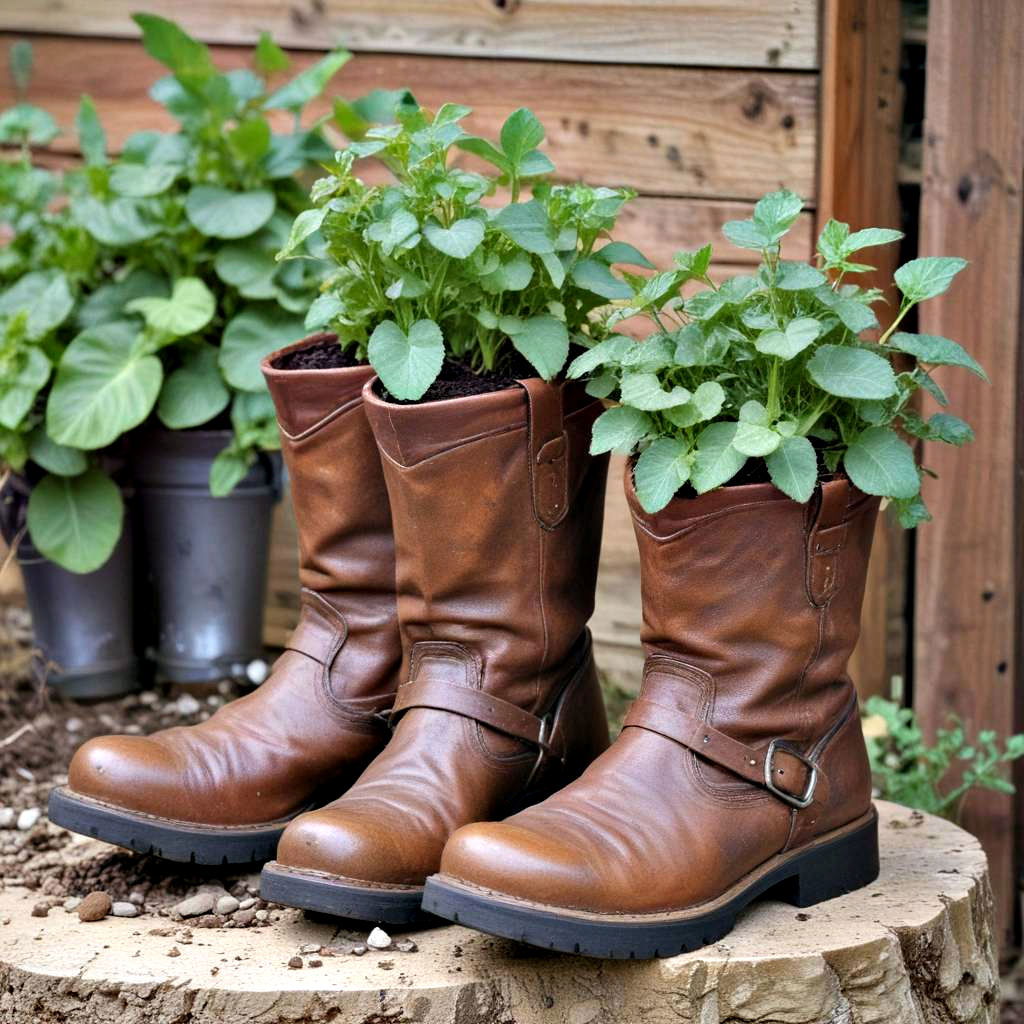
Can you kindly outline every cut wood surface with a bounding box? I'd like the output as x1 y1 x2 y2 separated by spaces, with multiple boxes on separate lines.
0 0 820 69
0 34 819 201
913 0 1024 944
817 0 906 701
0 802 999 1023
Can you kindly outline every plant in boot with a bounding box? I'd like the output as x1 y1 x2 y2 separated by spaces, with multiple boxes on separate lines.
277 100 639 400
567 189 983 519
43 16 351 498
863 696 1024 823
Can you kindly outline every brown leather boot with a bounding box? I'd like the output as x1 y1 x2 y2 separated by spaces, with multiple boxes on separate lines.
48 335 402 864
425 471 881 958
260 377 611 922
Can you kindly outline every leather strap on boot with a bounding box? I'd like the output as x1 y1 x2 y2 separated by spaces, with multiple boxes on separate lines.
519 379 569 530
623 698 831 809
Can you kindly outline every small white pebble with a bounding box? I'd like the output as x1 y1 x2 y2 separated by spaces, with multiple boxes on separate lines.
16 808 40 831
65 717 83 733
63 897 82 913
237 897 256 911
254 910 269 922
206 695 223 707
138 691 158 705
0 808 14 829
176 694 201 716
215 895 239 916
366 926 392 950
128 891 145 907
112 902 139 918
300 943 321 954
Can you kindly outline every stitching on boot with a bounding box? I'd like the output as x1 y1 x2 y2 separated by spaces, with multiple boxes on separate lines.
278 394 364 444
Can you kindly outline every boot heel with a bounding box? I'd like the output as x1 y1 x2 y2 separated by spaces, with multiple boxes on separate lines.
775 811 879 908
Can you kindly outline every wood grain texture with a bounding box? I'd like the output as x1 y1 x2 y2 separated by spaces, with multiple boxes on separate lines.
0 34 819 201
818 0 906 703
913 0 1024 944
0 0 820 70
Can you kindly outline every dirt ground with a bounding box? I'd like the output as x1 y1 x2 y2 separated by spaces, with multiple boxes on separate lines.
1 599 1023 1019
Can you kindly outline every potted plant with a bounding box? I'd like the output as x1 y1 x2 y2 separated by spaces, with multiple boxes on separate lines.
259 102 641 921
571 188 982 517
0 43 146 698
417 190 985 959
43 17 351 685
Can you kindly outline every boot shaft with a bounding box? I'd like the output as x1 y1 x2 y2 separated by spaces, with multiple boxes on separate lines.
262 334 401 703
627 469 879 747
363 377 607 712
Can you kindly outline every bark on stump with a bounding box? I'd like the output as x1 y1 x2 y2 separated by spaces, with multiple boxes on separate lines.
0 801 999 1023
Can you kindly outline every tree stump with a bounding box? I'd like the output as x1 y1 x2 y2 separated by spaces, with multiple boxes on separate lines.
0 801 999 1023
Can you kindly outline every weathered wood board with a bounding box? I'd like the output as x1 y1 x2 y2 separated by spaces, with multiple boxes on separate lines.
0 34 819 201
0 0 820 69
913 0 1024 944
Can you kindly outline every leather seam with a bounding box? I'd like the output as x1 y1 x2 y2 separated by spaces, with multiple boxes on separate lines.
375 422 523 470
631 500 790 544
276 394 364 443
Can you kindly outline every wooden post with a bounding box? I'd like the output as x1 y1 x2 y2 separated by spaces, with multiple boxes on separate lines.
913 0 1024 945
817 0 906 701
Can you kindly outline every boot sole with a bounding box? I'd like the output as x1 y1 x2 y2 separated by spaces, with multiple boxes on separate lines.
48 787 291 865
261 861 426 925
422 808 879 959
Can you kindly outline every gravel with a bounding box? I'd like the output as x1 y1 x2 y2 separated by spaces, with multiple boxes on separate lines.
111 901 139 918
215 895 239 916
16 807 40 831
173 892 219 918
366 926 392 950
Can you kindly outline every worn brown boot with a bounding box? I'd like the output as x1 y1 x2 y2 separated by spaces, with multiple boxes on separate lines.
260 377 611 922
48 335 402 864
425 471 881 958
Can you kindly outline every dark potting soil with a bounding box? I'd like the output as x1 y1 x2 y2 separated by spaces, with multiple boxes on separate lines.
381 354 537 404
272 339 364 372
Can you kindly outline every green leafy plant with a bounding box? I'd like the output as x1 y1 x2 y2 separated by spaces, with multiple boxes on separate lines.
568 189 984 520
863 696 1024 823
44 16 350 497
0 42 127 574
278 100 639 400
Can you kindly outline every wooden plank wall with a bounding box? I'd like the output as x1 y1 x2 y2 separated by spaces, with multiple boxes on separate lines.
0 1 905 700
913 0 1023 944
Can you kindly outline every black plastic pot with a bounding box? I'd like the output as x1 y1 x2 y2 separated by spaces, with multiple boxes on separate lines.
0 474 142 699
131 429 280 685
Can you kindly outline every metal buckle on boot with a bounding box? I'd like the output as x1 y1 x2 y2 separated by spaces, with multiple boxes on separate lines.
764 740 818 809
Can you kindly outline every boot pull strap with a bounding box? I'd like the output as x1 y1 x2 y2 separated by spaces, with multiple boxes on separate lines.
623 698 831 809
519 378 569 530
806 480 854 606
390 678 562 759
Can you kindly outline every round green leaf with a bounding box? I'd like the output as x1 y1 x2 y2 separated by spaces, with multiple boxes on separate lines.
619 371 691 411
214 244 278 298
0 347 51 430
843 426 920 499
219 306 306 392
109 162 180 198
755 317 821 360
27 429 88 477
71 196 160 245
589 406 652 456
158 344 230 429
185 186 276 239
0 270 74 339
691 421 747 494
368 319 445 401
806 345 898 399
633 437 690 514
506 315 569 381
46 321 162 449
127 277 215 338
26 469 124 574
423 217 485 260
765 434 818 503
209 445 254 498
732 421 780 457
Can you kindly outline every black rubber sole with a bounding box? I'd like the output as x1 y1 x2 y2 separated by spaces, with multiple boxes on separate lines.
261 861 426 925
47 787 288 865
422 810 880 959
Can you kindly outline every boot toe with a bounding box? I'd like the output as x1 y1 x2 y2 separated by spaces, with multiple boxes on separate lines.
68 735 185 819
440 820 600 911
276 807 427 886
